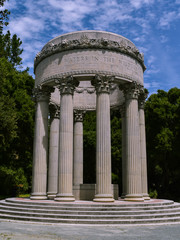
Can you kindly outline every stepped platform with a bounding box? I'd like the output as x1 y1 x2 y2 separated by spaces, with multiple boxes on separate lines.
0 198 180 225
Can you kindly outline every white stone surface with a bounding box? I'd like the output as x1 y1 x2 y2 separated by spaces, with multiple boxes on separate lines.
30 98 49 200
124 90 144 202
47 115 59 200
139 107 150 200
73 120 83 185
55 93 75 202
93 90 114 202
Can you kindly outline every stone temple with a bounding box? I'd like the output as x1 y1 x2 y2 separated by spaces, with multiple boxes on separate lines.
30 30 150 202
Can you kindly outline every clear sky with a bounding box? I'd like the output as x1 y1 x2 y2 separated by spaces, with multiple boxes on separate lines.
1 0 180 94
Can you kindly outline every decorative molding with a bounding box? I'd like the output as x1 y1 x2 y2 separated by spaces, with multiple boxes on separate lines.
75 87 95 94
119 81 143 100
32 85 54 102
34 35 145 71
74 109 86 122
91 75 115 94
55 75 79 95
40 70 140 86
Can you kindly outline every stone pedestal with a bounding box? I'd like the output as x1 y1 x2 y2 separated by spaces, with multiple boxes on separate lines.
92 75 114 202
122 83 144 202
73 110 85 186
47 103 60 200
139 91 150 200
55 77 78 202
30 86 53 200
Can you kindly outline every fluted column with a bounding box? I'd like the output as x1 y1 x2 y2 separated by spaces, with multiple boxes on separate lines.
47 103 60 199
120 104 126 199
139 90 150 200
92 75 114 202
55 76 79 202
31 85 54 200
120 82 144 201
73 110 85 185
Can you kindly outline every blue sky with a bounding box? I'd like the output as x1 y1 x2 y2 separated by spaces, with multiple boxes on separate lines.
1 0 180 94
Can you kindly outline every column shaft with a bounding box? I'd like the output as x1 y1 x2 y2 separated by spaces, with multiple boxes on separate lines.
31 86 53 200
73 111 84 185
47 105 59 199
92 75 114 202
55 77 78 202
123 83 144 201
120 105 126 198
139 106 150 200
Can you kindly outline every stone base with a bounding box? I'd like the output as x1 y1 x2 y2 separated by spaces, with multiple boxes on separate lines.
47 192 56 200
30 192 47 200
124 194 144 202
143 194 151 200
93 194 114 202
73 184 119 201
54 194 75 202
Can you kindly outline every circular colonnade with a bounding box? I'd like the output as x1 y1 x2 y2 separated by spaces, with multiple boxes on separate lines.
31 31 150 202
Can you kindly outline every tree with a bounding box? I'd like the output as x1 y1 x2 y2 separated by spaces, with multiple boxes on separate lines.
145 88 180 201
0 0 35 197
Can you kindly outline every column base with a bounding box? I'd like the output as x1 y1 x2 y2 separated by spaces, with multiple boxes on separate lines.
93 194 114 202
124 194 144 202
30 192 47 200
143 193 150 200
47 192 57 200
54 193 75 202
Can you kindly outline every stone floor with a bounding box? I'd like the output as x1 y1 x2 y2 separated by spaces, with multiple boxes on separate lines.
0 220 180 240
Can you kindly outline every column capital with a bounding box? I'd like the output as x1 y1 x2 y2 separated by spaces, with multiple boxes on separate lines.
91 75 115 94
33 85 54 102
138 88 148 109
74 109 86 122
119 82 142 100
49 102 60 120
55 75 79 95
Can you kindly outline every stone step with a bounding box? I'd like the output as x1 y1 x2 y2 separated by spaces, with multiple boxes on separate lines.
0 213 180 225
0 208 180 220
5 198 174 207
1 200 179 212
0 204 180 216
1 198 180 225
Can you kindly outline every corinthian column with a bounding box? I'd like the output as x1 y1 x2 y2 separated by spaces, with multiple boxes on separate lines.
120 82 144 202
47 103 60 199
73 110 85 185
31 85 54 200
55 76 79 202
92 75 114 202
139 89 150 200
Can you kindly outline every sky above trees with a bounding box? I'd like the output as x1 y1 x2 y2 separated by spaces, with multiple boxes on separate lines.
1 0 180 94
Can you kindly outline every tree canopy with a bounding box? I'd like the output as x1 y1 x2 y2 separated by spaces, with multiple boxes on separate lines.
0 0 35 197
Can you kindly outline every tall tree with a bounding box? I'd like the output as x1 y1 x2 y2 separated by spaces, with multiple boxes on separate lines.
145 88 180 201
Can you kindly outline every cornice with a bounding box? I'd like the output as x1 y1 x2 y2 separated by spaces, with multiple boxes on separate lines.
34 35 146 71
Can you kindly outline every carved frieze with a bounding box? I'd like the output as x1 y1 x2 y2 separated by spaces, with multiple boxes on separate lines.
34 35 145 71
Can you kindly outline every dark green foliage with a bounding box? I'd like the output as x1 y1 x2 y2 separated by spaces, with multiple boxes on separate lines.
145 88 180 201
0 2 35 197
